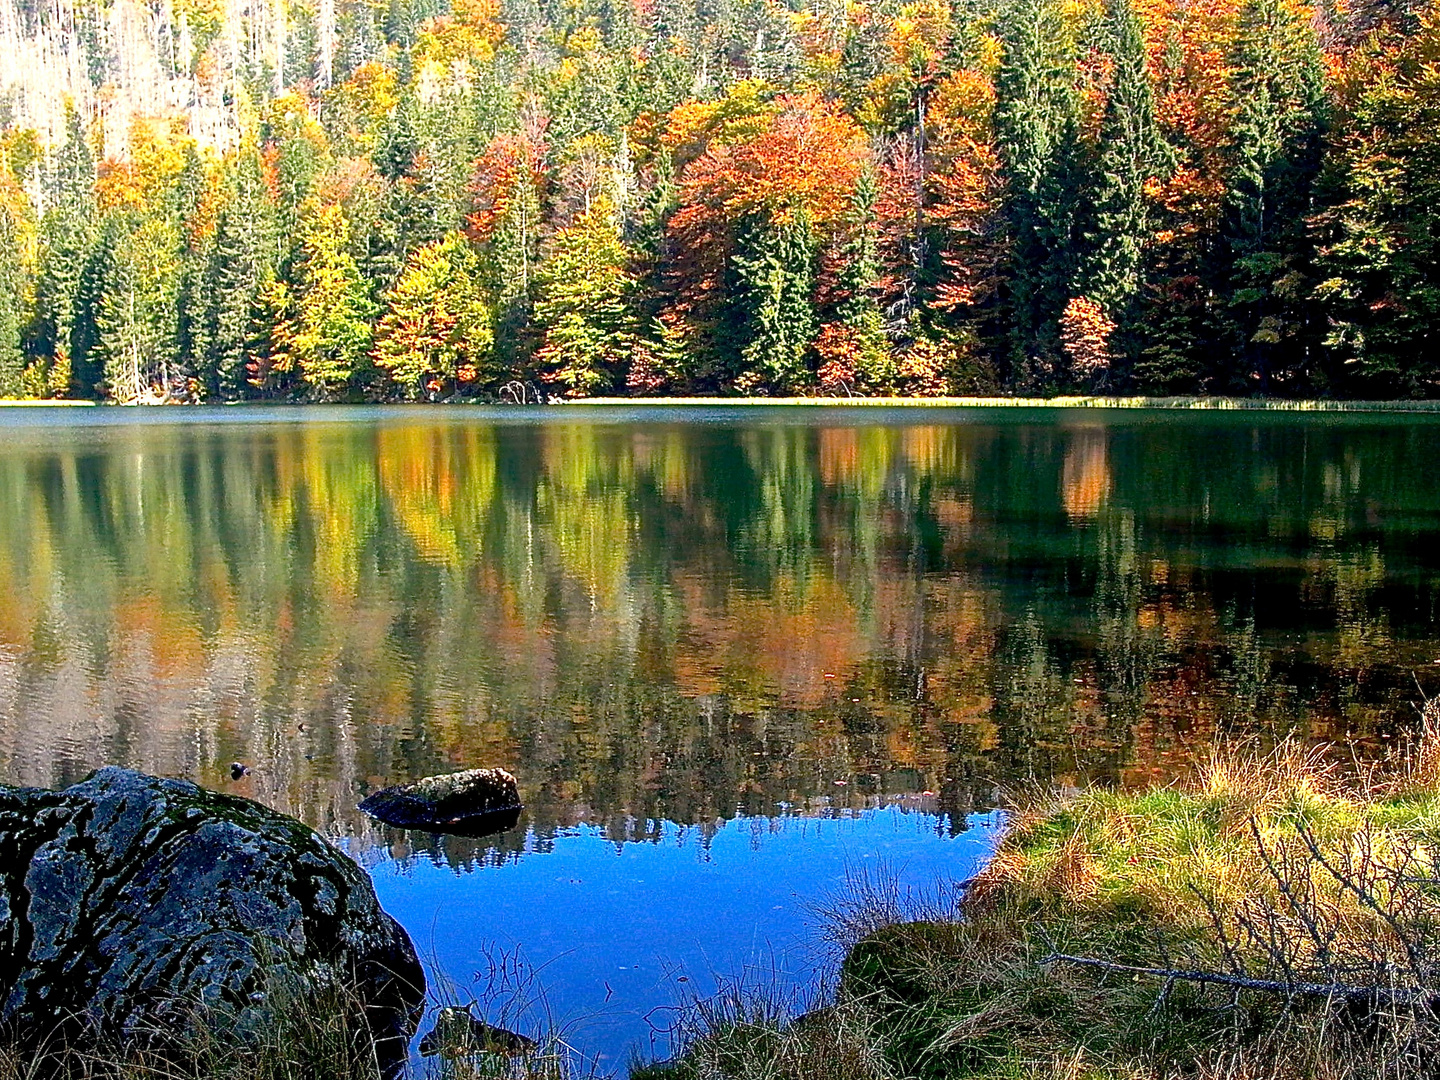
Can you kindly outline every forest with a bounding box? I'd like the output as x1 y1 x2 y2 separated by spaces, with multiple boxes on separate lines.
0 0 1435 402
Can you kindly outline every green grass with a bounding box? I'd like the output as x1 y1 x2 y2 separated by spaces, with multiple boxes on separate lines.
640 735 1440 1080
0 980 391 1080
12 394 1440 412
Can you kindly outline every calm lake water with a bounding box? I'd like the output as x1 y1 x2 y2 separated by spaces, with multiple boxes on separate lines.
1 404 1438 1071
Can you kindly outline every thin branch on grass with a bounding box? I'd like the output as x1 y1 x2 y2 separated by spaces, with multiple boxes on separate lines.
1037 952 1437 1005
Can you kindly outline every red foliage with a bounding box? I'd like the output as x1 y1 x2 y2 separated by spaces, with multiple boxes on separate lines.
466 134 548 242
671 91 867 229
815 323 861 393
627 349 667 392
1060 297 1116 381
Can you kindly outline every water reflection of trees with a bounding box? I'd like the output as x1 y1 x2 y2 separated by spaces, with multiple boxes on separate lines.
0 414 1435 857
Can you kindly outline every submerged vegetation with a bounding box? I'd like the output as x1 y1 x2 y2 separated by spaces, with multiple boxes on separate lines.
647 730 1440 1080
1 0 1440 400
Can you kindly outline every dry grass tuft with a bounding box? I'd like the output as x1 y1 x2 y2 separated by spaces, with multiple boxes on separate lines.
0 980 390 1080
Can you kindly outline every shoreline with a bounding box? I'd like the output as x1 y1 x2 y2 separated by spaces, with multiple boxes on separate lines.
8 397 1440 414
556 394 1440 411
9 394 1440 412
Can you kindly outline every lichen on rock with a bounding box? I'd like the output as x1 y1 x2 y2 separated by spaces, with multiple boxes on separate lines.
0 767 424 1074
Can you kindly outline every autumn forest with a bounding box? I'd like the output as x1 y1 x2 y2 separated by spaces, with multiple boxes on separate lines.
0 0 1436 402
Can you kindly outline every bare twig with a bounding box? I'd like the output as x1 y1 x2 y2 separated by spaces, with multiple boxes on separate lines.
1038 952 1436 1005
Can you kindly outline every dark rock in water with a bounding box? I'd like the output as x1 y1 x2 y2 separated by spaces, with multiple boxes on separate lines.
0 767 424 1074
229 761 250 780
419 1005 537 1058
359 768 522 833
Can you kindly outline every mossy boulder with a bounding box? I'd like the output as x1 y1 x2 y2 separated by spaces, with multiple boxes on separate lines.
359 768 521 833
0 767 424 1072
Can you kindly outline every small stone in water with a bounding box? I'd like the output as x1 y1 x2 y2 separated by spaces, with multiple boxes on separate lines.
230 762 250 780
360 768 522 833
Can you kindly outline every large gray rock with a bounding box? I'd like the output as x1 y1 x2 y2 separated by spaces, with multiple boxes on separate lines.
0 767 423 1070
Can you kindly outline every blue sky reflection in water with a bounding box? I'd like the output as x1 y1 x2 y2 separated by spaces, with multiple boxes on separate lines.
368 806 1000 1074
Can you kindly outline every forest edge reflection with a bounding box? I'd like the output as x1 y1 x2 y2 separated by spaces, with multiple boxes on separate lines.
0 407 1434 863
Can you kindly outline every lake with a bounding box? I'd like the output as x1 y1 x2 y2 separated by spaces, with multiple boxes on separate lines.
0 404 1437 1072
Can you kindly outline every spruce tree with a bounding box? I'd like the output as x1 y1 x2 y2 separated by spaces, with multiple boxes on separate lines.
0 205 25 398
67 219 115 396
835 172 894 389
30 107 98 394
994 0 1083 382
1222 0 1325 390
200 152 276 400
1080 0 1170 327
733 212 818 394
97 217 182 403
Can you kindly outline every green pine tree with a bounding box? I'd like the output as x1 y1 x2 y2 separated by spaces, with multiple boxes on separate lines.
97 216 182 403
835 171 894 389
0 204 25 398
1080 0 1171 326
1222 0 1325 390
994 0 1084 383
67 218 115 396
733 211 818 394
30 107 98 394
199 151 276 399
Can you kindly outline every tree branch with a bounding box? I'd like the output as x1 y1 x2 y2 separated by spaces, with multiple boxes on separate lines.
1039 952 1435 1004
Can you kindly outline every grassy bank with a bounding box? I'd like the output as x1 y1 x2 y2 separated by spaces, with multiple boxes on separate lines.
645 736 1440 1080
0 986 388 1080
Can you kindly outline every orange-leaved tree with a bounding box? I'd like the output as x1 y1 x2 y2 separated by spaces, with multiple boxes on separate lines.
665 90 869 390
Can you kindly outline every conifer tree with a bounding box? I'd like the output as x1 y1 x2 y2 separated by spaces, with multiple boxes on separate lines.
994 0 1083 381
68 219 115 396
199 152 276 400
1223 0 1325 389
31 108 98 394
1080 0 1170 329
0 205 24 398
832 172 894 389
97 217 182 403
733 211 817 393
